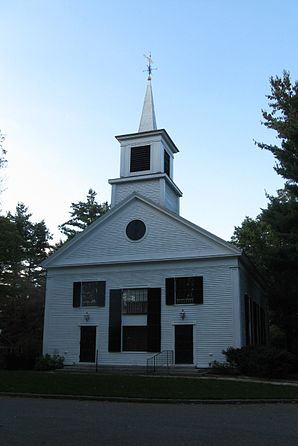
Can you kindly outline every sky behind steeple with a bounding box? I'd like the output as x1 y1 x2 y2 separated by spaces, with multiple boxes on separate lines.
1 0 294 242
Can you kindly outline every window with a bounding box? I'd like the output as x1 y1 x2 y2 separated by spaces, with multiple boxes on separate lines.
165 277 203 305
122 326 147 351
126 220 146 241
244 294 266 346
164 150 170 176
108 288 161 353
130 145 150 172
73 281 105 307
122 288 148 314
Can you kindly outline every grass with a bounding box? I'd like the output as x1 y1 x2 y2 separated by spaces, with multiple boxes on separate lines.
0 370 298 400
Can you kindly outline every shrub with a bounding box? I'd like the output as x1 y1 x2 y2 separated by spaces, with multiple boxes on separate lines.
34 354 64 371
222 345 298 379
209 360 240 375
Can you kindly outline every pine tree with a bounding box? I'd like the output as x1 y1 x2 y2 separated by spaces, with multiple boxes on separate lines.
59 189 110 240
257 71 298 196
232 71 298 352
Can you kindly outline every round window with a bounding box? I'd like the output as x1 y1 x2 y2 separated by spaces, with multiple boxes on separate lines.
126 219 146 241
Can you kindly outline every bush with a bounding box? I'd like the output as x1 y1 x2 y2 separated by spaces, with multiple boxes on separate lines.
223 345 298 379
34 354 64 371
209 360 240 375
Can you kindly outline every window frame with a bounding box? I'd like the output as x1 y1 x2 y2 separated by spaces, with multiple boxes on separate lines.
122 288 148 315
166 276 203 305
73 281 105 307
130 145 151 173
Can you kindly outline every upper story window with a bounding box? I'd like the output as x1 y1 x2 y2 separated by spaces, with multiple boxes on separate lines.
165 277 203 305
73 281 106 307
130 145 150 172
122 288 148 314
164 150 170 176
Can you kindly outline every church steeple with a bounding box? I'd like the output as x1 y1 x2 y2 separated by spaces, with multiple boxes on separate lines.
109 55 182 214
138 53 157 132
138 80 157 132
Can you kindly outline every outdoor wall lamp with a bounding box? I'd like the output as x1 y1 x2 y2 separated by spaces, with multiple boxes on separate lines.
180 309 186 320
84 312 90 322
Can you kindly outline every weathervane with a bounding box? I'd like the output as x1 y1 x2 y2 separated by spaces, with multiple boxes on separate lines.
143 52 157 80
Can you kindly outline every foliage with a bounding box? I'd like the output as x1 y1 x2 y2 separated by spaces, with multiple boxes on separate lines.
0 129 6 171
232 71 298 353
209 360 239 375
256 71 298 196
58 188 110 240
34 354 64 371
223 346 298 379
0 204 52 364
0 129 7 201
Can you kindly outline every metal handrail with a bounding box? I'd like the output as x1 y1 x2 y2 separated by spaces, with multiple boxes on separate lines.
147 350 174 374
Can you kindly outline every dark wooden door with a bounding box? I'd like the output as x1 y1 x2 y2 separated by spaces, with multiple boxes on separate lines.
175 325 193 364
80 326 96 362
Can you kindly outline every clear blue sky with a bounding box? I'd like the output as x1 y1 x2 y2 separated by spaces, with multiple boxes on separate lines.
1 0 297 241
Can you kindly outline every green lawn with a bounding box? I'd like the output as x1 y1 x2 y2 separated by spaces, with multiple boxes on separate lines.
0 370 298 400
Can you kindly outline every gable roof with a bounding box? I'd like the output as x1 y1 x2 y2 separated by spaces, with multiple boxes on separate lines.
42 193 241 268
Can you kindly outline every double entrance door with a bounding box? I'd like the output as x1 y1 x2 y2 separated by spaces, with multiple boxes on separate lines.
174 324 193 364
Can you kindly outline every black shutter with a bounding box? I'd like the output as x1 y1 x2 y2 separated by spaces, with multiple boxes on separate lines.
147 288 161 352
130 145 150 172
193 276 203 304
165 278 174 305
108 289 122 352
73 282 81 307
244 294 250 345
95 281 106 307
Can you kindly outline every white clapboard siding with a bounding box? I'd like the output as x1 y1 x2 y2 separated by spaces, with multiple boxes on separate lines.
165 181 179 213
43 257 240 367
112 179 162 207
48 198 238 268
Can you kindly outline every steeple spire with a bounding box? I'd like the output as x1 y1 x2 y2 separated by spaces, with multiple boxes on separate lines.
138 53 157 132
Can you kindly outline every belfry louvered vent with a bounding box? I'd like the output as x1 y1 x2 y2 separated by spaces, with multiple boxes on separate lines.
130 145 150 172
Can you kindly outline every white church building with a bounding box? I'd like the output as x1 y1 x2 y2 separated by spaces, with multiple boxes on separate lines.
42 73 267 369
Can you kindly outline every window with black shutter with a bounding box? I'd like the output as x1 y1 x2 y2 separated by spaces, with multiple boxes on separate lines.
72 281 105 307
164 150 170 176
165 276 203 305
130 145 150 172
122 288 148 314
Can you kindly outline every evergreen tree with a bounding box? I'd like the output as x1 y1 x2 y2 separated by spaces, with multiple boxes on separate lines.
59 189 110 240
0 129 7 200
232 71 298 353
256 71 298 196
0 129 6 171
0 204 52 363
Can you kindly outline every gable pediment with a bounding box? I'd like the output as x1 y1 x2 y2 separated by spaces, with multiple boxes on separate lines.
42 194 241 268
